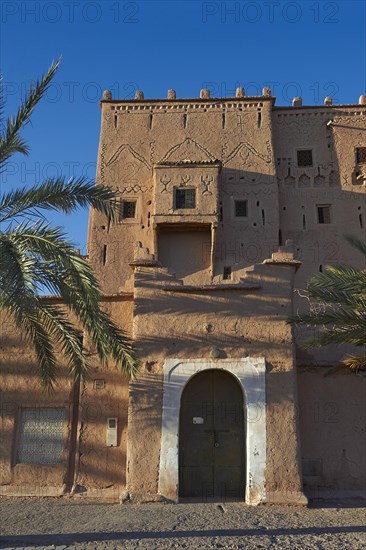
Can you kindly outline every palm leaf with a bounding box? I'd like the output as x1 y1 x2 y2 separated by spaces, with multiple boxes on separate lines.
0 177 121 224
289 236 366 371
0 59 138 388
0 58 60 169
1 221 138 383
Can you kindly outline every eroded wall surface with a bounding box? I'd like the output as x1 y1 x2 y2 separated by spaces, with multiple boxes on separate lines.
273 105 366 365
0 299 132 500
298 367 366 500
127 257 305 503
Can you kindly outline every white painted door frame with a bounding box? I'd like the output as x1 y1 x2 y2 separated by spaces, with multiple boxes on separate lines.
158 357 266 505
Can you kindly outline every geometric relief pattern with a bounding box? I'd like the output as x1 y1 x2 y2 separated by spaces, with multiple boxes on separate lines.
224 141 273 166
119 184 153 194
16 408 66 465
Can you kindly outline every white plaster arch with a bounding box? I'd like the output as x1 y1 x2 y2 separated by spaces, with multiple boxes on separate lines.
158 357 266 505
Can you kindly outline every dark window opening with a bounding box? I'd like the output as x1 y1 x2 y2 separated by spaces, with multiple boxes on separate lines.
302 214 306 230
234 200 248 218
279 229 283 245
102 245 107 265
257 111 262 128
317 205 331 224
297 149 313 167
319 265 323 272
121 200 137 219
174 188 196 209
261 209 265 226
223 266 232 280
356 147 366 164
359 214 363 228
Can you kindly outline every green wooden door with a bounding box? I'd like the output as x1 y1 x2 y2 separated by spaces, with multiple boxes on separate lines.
179 369 245 499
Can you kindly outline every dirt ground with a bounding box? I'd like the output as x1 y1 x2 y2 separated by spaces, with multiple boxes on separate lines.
0 498 365 549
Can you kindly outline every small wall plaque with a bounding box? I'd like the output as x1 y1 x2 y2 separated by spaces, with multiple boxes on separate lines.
193 417 204 424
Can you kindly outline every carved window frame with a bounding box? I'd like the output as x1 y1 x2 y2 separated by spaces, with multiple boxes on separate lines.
119 197 139 224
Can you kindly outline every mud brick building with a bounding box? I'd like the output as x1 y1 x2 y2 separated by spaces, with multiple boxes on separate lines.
1 88 365 504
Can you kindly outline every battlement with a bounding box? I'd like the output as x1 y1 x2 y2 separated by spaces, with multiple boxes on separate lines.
100 88 366 109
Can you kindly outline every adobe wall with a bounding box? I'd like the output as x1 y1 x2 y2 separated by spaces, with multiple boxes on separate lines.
298 367 366 499
0 298 132 500
127 255 306 504
88 92 279 294
0 308 75 496
75 297 132 499
273 104 366 364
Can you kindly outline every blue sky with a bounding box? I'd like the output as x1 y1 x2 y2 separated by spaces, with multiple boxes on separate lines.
1 0 365 253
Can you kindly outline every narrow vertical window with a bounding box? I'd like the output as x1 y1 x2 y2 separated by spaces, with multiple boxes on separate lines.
223 266 232 280
257 111 262 128
355 147 366 164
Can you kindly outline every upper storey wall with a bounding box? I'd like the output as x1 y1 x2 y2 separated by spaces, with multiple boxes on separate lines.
273 102 366 365
273 104 366 271
89 91 279 293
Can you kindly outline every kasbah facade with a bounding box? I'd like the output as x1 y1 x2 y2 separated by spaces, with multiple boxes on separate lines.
1 87 365 506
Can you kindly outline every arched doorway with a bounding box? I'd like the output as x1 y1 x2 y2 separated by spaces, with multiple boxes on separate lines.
179 369 245 499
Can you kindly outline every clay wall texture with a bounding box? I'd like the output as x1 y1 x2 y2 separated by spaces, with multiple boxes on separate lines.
1 90 365 501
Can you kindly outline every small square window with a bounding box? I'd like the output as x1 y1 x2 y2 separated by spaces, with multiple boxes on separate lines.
121 200 136 220
234 200 248 218
297 150 313 167
317 205 331 224
174 188 196 209
356 147 366 164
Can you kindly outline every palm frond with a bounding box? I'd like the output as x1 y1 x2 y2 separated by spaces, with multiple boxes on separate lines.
342 354 366 372
0 177 121 224
306 265 366 308
1 221 138 380
0 58 60 169
345 235 366 257
289 236 366 371
0 59 138 389
0 235 58 389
